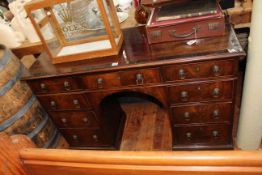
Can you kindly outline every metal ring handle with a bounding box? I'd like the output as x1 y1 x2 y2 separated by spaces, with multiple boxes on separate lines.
97 78 104 89
64 81 71 91
170 27 199 38
136 73 144 85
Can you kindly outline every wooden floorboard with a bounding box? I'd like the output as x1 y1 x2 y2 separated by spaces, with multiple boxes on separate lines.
120 102 172 151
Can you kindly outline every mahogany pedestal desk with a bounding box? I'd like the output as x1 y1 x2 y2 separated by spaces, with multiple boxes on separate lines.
21 25 245 150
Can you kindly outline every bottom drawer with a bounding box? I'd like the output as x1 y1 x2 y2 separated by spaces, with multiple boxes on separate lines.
173 124 231 146
60 129 111 148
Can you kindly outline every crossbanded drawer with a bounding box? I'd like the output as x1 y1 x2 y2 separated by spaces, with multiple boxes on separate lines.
81 72 121 90
60 129 111 148
162 59 237 82
37 93 91 111
173 124 231 145
28 76 82 94
171 102 233 125
168 80 234 104
49 111 99 129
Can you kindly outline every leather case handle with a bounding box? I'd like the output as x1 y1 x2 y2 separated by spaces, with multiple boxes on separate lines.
170 27 199 38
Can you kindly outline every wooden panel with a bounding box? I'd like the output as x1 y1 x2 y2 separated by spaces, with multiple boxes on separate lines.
171 102 233 125
173 124 231 146
82 72 121 90
120 68 162 86
20 148 262 175
168 80 234 104
120 102 172 151
37 93 91 111
162 59 237 82
28 77 83 94
49 111 99 129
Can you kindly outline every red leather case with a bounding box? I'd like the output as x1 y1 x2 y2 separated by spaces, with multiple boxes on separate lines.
146 6 226 44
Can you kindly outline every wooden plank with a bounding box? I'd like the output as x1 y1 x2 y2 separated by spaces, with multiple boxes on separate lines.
120 102 172 151
20 148 262 175
0 133 35 175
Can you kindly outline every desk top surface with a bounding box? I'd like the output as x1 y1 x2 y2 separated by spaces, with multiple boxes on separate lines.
21 25 245 81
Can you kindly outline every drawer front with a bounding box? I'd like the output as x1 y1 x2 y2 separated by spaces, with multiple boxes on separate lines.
50 111 99 129
120 68 161 86
169 80 234 104
38 94 91 111
162 59 237 82
60 129 110 147
174 124 231 145
28 77 82 94
172 102 233 124
82 72 121 90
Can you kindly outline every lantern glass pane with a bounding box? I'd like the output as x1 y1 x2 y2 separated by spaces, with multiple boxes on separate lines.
52 0 107 43
31 9 46 23
39 21 61 57
102 0 120 44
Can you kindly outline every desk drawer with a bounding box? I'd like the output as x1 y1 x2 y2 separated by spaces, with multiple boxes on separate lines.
60 129 110 147
162 59 237 82
120 68 161 86
28 77 82 94
82 72 121 90
174 124 231 145
50 111 99 129
38 93 91 111
172 102 233 124
169 80 234 104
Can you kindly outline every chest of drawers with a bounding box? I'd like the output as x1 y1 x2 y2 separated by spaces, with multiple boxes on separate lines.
21 25 245 150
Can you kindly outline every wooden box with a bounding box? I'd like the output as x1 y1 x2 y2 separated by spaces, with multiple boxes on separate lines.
25 0 123 64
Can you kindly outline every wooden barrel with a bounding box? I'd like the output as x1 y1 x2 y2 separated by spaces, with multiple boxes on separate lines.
0 44 68 148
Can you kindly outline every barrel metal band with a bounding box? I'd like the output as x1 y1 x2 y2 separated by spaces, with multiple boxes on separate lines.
27 112 49 139
0 95 36 131
49 132 61 148
0 49 12 72
43 128 59 148
0 64 23 96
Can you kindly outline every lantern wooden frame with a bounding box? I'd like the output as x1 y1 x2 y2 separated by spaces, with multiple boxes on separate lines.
25 0 123 64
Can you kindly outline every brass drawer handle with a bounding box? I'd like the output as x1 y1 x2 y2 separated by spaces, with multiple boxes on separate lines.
213 109 220 119
184 112 191 121
73 99 80 108
212 65 221 76
212 88 220 98
136 73 144 85
72 135 78 140
186 132 192 139
82 117 89 124
93 134 98 142
213 130 219 137
50 101 57 109
64 81 71 91
97 78 104 89
178 69 186 79
180 91 189 101
61 118 67 123
40 83 47 92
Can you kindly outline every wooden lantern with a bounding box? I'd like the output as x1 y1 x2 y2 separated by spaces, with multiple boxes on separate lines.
25 0 123 64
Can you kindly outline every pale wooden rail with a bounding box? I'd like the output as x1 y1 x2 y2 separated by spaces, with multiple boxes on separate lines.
1 133 262 175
